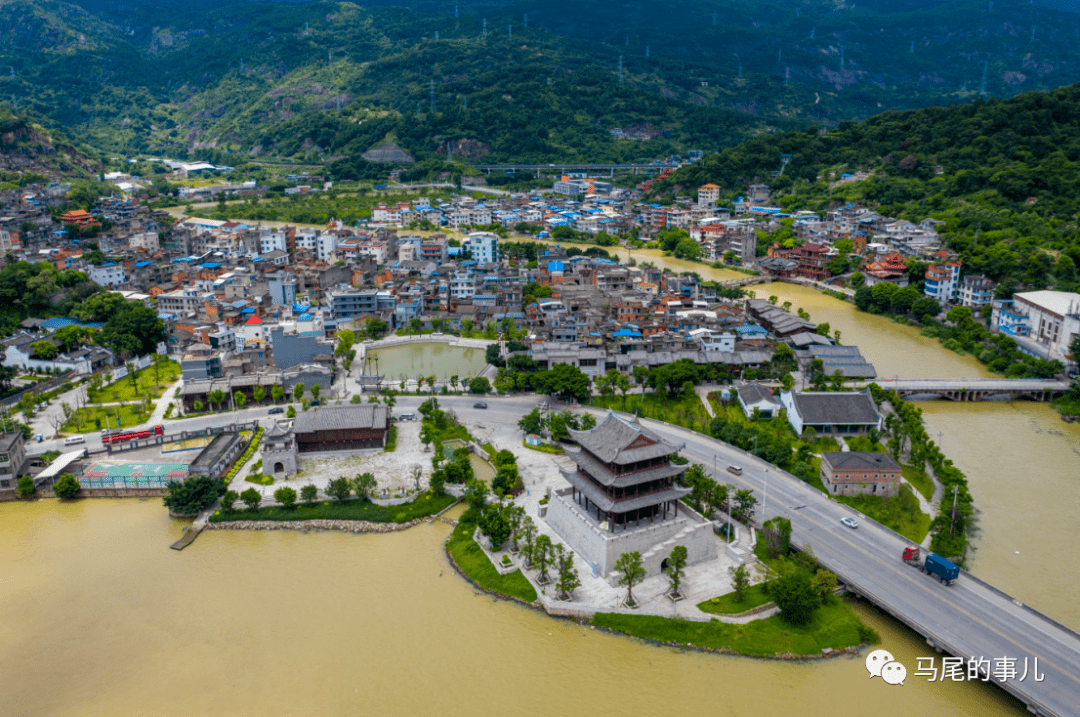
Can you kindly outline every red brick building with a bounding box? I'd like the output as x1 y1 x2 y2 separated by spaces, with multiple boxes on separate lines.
821 452 901 497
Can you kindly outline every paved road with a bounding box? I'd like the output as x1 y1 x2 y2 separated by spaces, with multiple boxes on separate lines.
29 393 1080 716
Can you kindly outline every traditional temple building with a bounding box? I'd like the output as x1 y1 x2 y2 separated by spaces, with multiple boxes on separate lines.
562 413 691 531
545 413 717 582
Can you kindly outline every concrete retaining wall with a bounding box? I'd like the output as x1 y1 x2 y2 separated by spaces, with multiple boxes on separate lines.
545 487 716 581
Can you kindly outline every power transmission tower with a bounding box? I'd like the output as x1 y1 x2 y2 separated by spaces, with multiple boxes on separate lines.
524 13 528 29
778 48 782 64
455 5 458 18
483 18 487 36
435 31 439 40
618 55 623 85
646 45 650 58
508 24 512 38
980 59 988 95
430 80 436 112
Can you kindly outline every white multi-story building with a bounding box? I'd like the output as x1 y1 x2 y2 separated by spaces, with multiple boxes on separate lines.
316 233 337 263
992 290 1080 365
260 231 288 254
464 232 500 264
88 263 127 287
697 183 720 207
450 272 477 299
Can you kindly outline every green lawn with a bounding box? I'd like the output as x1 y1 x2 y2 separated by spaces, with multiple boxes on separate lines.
902 464 935 502
837 492 931 544
698 583 774 615
446 521 537 602
592 392 711 433
63 403 150 434
807 436 841 454
211 491 457 523
844 436 887 453
593 596 867 656
88 358 181 402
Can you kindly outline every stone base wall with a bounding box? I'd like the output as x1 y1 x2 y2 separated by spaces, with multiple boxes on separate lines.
544 487 717 580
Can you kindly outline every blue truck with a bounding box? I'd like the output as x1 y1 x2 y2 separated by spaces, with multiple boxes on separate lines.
902 546 960 585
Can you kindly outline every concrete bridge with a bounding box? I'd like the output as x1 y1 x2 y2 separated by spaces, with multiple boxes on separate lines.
872 378 1070 402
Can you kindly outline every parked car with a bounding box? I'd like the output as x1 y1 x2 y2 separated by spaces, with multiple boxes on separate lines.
268 407 285 415
363 339 374 344
398 412 418 422
473 402 488 409
310 400 320 407
840 517 859 529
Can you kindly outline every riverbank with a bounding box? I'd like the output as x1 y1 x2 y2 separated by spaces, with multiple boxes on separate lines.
208 492 457 524
205 517 431 534
442 517 875 659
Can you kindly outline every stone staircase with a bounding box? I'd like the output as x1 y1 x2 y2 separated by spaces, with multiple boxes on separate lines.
640 525 698 568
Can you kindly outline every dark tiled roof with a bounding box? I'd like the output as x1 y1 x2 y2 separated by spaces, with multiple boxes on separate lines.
792 391 881 426
560 467 691 513
737 382 780 407
563 445 687 487
567 412 684 465
822 452 901 472
293 404 387 434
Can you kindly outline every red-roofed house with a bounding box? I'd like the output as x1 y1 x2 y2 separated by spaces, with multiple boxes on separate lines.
237 314 268 346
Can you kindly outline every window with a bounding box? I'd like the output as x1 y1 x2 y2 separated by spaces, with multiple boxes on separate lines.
0 453 9 464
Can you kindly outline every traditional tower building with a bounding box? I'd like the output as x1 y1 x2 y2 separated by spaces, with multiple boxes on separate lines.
562 413 691 531
545 413 717 581
261 421 298 477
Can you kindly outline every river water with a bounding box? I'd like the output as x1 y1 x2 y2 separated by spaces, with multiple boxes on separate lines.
0 500 1022 717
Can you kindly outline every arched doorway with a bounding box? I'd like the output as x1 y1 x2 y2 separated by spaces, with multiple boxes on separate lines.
274 462 285 473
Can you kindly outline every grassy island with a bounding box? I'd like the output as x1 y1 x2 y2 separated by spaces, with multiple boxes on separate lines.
445 521 537 602
593 596 869 657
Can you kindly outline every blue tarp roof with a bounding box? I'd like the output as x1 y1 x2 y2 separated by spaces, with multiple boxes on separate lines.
157 312 177 320
135 261 154 267
613 328 642 338
292 304 310 313
547 261 565 272
199 262 224 269
41 318 105 330
298 313 314 321
241 308 256 314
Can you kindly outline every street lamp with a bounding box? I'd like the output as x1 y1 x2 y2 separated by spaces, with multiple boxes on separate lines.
763 468 768 523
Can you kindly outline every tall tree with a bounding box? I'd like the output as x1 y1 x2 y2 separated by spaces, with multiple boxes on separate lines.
615 551 646 606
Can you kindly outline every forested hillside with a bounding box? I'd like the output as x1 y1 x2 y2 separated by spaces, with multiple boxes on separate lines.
658 83 1080 294
3 0 1080 169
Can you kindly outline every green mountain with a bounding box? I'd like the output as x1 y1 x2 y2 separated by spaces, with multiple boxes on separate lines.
0 108 100 180
3 0 1080 171
658 83 1080 293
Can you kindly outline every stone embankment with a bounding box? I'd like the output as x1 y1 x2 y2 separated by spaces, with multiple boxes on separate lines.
205 517 429 533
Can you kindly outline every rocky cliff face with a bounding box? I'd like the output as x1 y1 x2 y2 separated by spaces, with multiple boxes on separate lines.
0 113 99 178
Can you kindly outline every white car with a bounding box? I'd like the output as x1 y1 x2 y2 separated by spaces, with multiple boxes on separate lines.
840 517 859 529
